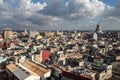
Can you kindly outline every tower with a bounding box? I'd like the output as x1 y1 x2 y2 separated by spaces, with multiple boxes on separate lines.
3 28 12 39
95 23 103 33
118 32 120 38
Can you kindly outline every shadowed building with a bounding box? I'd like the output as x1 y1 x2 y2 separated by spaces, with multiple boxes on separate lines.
2 28 13 39
95 24 103 34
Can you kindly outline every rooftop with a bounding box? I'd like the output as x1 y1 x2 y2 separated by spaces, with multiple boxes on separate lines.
6 60 51 80
6 63 30 80
21 60 50 76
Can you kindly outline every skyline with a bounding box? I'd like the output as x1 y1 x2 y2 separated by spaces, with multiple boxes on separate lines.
0 0 120 30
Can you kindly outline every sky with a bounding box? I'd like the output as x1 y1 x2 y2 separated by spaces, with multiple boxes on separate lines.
0 0 120 30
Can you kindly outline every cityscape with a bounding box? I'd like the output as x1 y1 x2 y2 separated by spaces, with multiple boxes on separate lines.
0 0 120 80
0 24 120 80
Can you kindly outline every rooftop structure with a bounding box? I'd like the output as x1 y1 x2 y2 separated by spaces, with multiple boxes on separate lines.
62 66 96 80
6 60 51 80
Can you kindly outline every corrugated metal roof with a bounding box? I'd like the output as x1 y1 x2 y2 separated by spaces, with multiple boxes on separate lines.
7 63 30 80
7 63 18 72
13 68 30 80
22 61 49 76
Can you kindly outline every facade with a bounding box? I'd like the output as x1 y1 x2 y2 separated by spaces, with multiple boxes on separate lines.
50 65 95 80
0 34 3 41
89 62 112 80
93 33 98 40
42 50 50 62
0 57 7 73
29 30 39 38
31 50 50 63
62 70 94 80
3 28 13 39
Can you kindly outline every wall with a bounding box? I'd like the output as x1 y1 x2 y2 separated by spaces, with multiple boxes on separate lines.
25 76 40 80
42 50 50 62
62 71 93 80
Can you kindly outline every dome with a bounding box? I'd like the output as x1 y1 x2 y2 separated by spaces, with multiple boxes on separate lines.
96 24 103 33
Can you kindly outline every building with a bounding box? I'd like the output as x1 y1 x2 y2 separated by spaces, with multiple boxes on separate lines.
89 62 112 80
62 69 95 80
0 57 7 73
29 30 39 38
95 24 103 34
6 60 51 80
93 33 98 41
117 32 120 38
42 50 50 62
2 28 13 39
0 34 3 41
31 50 50 63
50 65 95 80
0 34 4 48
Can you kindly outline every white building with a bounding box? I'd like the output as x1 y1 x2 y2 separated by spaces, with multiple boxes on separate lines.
93 33 98 41
29 31 39 38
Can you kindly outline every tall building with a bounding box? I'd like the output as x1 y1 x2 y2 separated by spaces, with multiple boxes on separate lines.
118 32 120 38
3 28 13 39
93 32 98 40
95 24 103 33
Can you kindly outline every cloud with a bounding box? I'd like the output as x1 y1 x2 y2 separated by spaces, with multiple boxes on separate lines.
39 0 110 20
39 0 65 17
87 20 97 26
0 0 118 30
16 0 47 16
0 0 47 29
27 13 61 26
0 0 3 4
98 0 120 30
105 0 120 19
67 0 104 19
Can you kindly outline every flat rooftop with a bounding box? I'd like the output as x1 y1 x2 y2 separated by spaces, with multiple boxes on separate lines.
7 63 30 80
21 60 50 76
6 60 51 80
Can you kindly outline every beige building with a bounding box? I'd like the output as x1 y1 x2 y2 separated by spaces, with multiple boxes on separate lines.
96 65 112 80
3 28 13 39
